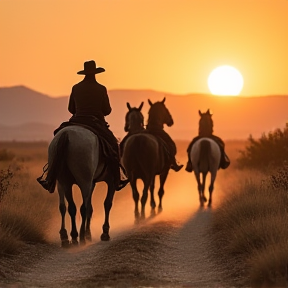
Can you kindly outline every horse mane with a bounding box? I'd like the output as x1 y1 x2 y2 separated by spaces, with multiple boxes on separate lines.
198 109 214 137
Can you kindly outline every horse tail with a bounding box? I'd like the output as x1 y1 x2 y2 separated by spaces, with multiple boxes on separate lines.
123 134 157 180
199 140 211 171
138 136 158 172
47 131 69 193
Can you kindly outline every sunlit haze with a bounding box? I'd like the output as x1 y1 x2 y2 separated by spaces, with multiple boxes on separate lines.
0 0 287 97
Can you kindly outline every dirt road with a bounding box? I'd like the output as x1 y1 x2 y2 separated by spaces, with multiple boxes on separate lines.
0 168 238 288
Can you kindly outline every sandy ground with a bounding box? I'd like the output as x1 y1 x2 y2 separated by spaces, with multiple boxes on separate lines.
0 141 246 288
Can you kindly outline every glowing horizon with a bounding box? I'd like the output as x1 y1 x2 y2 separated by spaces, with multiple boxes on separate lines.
0 0 287 98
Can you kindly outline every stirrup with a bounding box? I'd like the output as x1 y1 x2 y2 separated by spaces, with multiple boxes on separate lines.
116 179 130 191
171 163 183 172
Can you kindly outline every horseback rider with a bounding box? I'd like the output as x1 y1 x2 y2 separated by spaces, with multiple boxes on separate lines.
145 99 183 172
38 60 129 191
185 109 230 172
147 126 183 172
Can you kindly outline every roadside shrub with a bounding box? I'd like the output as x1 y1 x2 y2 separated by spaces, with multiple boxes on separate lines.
0 165 55 256
210 178 288 287
237 124 288 171
0 169 14 202
0 149 15 161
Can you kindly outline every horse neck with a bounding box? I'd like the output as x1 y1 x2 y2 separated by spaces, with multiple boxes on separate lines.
129 122 144 133
147 120 164 130
199 125 213 137
199 117 213 137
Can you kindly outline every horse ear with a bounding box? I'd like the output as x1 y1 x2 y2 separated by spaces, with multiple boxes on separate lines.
127 103 131 110
162 97 166 103
138 102 144 111
207 109 213 115
148 99 153 106
199 110 202 116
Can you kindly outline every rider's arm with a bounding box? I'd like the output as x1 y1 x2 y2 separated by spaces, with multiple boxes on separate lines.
101 87 112 116
68 88 76 115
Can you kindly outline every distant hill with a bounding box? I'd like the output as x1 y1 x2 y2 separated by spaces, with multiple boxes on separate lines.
0 85 288 141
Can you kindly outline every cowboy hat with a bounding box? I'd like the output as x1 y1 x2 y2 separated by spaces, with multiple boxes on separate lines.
77 60 105 75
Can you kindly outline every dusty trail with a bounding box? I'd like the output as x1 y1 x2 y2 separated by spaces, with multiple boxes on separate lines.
0 169 237 288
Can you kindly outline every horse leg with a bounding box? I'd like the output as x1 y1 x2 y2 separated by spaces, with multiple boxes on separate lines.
58 182 71 248
158 170 169 211
101 183 115 241
65 189 78 245
85 200 93 242
202 172 208 203
194 171 204 206
84 184 94 242
208 172 217 207
79 183 94 245
130 178 140 218
149 177 156 210
140 181 150 219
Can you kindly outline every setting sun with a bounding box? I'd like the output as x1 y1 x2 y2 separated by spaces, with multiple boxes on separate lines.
208 65 244 96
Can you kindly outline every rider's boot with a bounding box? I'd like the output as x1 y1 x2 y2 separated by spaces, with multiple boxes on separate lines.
220 152 230 169
171 157 183 172
185 159 193 172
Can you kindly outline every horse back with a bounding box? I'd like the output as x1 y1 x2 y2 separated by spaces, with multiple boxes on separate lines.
190 138 221 172
49 126 104 186
122 133 161 179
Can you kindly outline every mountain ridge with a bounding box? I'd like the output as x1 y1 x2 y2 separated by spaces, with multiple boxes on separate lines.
1 85 288 141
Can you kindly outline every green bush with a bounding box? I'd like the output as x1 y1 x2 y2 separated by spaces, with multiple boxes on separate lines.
237 124 288 171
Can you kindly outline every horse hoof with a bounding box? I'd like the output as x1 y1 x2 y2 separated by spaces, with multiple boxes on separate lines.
86 235 92 242
150 209 156 217
61 239 70 248
100 233 110 241
71 239 79 246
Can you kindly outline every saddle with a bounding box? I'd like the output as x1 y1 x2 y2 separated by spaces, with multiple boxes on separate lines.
54 117 117 161
142 130 170 164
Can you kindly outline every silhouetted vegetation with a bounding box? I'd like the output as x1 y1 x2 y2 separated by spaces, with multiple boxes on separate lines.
210 176 288 287
237 124 288 171
0 149 15 161
0 168 14 202
0 143 56 258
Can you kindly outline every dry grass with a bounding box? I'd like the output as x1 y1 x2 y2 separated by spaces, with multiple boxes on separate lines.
0 141 57 257
210 173 288 287
3 139 287 287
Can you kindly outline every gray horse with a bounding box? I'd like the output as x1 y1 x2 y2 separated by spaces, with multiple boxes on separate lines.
188 110 221 207
47 125 116 246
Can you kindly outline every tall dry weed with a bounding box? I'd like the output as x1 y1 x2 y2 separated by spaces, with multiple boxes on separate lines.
211 173 288 287
0 142 57 256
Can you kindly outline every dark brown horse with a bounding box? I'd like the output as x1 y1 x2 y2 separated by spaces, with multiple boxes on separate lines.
121 99 173 218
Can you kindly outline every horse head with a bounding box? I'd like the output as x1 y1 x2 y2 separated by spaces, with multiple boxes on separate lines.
124 102 144 132
147 97 174 128
198 109 214 136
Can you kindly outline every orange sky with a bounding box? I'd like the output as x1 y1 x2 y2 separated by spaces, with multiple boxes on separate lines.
0 0 287 97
